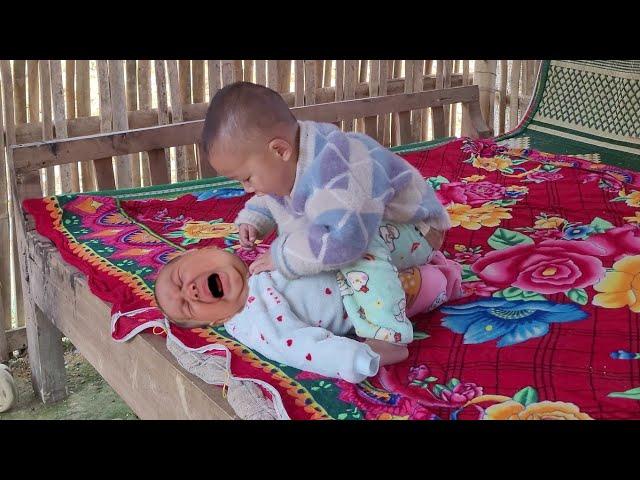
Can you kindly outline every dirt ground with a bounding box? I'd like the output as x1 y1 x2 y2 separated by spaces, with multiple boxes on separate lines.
0 339 137 420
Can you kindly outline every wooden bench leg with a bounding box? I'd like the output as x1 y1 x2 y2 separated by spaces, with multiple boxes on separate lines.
25 301 68 403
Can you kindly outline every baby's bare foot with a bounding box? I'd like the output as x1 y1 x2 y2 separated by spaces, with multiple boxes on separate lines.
365 339 409 366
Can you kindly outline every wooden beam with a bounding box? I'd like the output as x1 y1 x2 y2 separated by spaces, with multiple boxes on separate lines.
13 86 482 173
6 327 27 352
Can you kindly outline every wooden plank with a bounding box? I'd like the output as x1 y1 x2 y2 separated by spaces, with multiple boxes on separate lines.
323 60 332 87
207 60 221 99
126 60 141 187
394 60 414 144
192 60 206 178
167 60 186 182
364 60 380 140
0 74 12 346
94 60 116 190
294 60 304 107
76 60 95 192
509 60 522 131
303 60 316 105
449 61 459 136
498 60 508 135
179 60 197 180
431 60 446 139
137 60 152 186
26 233 236 418
335 60 344 102
255 60 266 85
108 60 133 189
390 60 402 140
50 60 77 192
149 60 170 185
379 60 391 146
221 60 234 87
278 60 291 93
232 60 243 83
473 60 497 134
13 60 27 124
27 60 39 123
65 60 76 119
38 61 55 195
6 327 27 353
13 86 483 172
343 60 357 131
267 60 279 91
412 60 425 141
243 60 254 83
442 60 453 136
461 60 472 136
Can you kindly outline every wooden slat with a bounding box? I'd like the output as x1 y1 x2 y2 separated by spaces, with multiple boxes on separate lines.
412 60 425 141
243 60 254 83
334 60 345 130
343 60 357 131
94 60 116 190
267 60 279 91
179 60 197 180
394 60 413 144
13 86 483 172
27 60 39 123
460 60 472 136
150 60 170 185
323 60 332 87
38 60 55 195
167 60 186 182
126 60 141 187
221 60 234 87
13 60 27 124
294 60 304 107
50 60 77 192
303 60 316 105
207 60 221 99
137 60 152 186
0 73 12 346
474 60 497 134
255 60 266 85
192 60 206 178
390 60 402 141
449 61 459 136
364 60 380 140
509 60 522 130
64 60 76 119
442 60 453 136
232 60 243 83
76 60 95 191
431 60 446 139
6 327 26 353
0 60 25 333
278 60 291 93
498 60 508 135
379 60 391 146
108 60 133 189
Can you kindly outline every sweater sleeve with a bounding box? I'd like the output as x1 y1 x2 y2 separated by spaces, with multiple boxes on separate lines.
234 195 277 238
224 274 380 383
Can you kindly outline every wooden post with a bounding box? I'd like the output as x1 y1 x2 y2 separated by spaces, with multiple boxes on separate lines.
390 60 402 141
509 60 522 131
192 60 206 177
412 60 424 141
94 60 116 190
108 60 133 189
167 60 185 182
13 60 27 124
126 60 141 187
278 60 291 93
461 60 472 137
394 60 413 144
473 60 497 135
498 60 508 135
65 60 76 119
335 60 344 102
137 60 152 186
243 60 254 83
148 60 170 185
443 60 452 136
449 60 459 136
50 60 78 193
303 60 316 106
364 60 380 140
232 60 243 83
207 60 221 100
27 60 39 123
294 60 304 107
38 61 55 195
431 60 446 139
76 60 95 191
221 60 234 86
179 60 197 180
379 60 390 146
267 60 279 91
323 60 333 87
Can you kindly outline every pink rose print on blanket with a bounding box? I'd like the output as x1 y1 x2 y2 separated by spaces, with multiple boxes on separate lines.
586 225 640 264
436 181 507 207
471 240 607 294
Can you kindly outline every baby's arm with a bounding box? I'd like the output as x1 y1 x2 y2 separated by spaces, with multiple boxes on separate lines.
225 276 380 383
235 195 277 239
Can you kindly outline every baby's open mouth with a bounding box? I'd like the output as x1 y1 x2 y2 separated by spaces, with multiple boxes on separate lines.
207 273 224 298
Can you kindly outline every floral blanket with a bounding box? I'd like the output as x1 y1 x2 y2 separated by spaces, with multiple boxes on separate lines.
23 137 640 420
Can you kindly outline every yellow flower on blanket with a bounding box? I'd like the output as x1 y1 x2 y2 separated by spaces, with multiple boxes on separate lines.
167 220 238 246
484 401 593 420
615 189 640 208
447 203 512 230
462 175 486 183
624 212 640 225
472 156 513 172
534 216 566 229
592 255 640 313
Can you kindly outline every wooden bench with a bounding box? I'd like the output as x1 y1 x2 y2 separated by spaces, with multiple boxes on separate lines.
8 85 490 419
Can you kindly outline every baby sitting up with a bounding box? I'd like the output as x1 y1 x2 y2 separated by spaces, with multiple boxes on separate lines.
154 242 462 383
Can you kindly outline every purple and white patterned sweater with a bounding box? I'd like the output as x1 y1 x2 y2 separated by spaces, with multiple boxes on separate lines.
235 120 450 279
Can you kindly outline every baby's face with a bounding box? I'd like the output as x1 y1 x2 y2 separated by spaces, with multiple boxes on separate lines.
155 247 249 328
208 140 297 197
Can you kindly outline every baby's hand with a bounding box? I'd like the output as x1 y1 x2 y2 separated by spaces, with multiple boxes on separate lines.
239 223 259 249
426 228 446 251
249 251 275 275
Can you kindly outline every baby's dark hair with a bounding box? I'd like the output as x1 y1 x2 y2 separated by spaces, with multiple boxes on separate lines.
200 81 297 157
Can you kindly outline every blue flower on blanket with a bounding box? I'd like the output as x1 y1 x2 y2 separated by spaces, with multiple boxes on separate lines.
440 299 588 347
193 188 246 202
562 224 594 240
